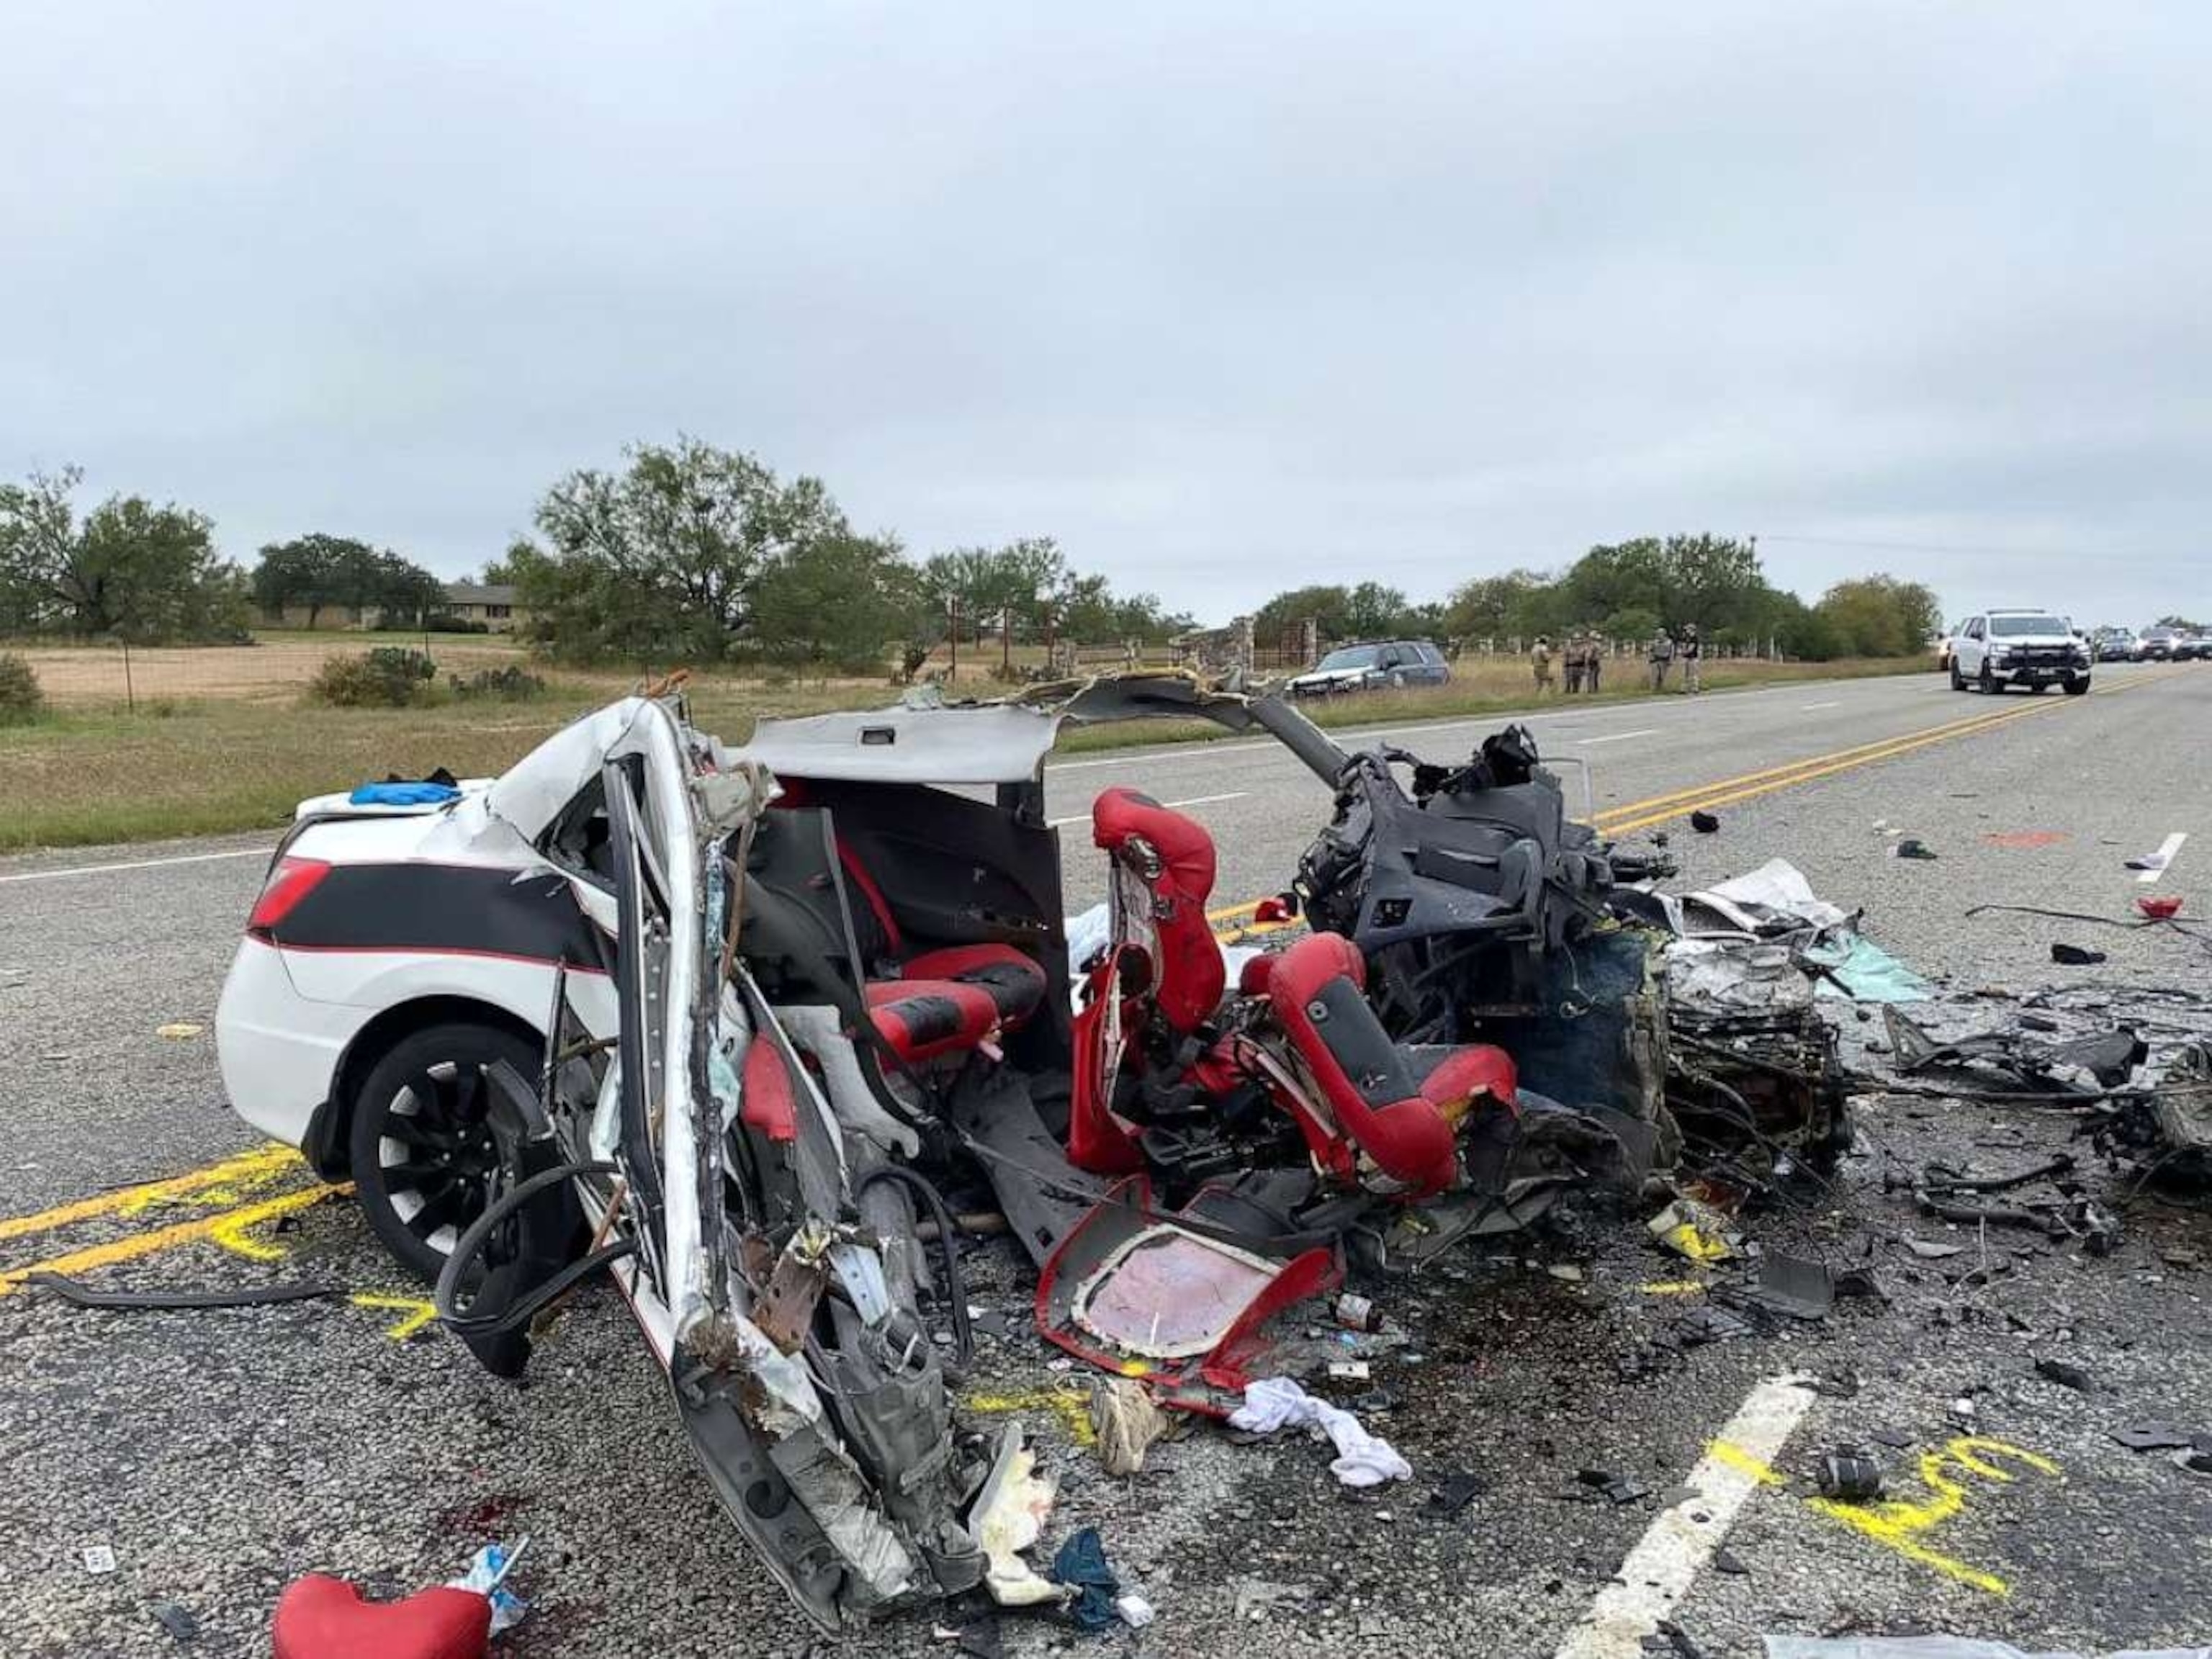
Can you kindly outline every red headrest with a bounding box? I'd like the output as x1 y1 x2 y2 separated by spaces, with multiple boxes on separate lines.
1091 787 1218 907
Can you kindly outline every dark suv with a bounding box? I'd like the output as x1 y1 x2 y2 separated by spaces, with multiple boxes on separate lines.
1284 639 1452 697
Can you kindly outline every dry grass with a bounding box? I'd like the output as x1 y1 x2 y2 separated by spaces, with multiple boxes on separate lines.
8 633 534 708
0 653 1936 853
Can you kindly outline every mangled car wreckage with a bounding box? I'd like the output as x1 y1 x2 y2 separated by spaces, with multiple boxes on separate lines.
217 673 1849 1630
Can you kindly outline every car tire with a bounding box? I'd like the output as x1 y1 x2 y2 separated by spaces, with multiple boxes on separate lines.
1948 663 1965 692
1979 663 2000 695
2064 676 2090 696
347 1020 542 1283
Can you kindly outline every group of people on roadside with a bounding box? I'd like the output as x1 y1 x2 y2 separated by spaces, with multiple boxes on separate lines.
1529 624 1704 696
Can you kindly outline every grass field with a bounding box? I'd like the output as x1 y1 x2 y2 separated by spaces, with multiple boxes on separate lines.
0 652 1935 853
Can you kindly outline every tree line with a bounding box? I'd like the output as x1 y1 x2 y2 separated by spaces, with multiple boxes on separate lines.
3 452 1941 666
494 436 1190 671
1251 536 1942 661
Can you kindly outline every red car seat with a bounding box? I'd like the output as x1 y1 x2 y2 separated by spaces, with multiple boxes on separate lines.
271 1576 490 1659
838 840 1048 1064
1090 787 1226 1033
1266 932 1516 1199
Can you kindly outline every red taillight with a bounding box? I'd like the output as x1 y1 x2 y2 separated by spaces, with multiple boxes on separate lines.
248 856 332 936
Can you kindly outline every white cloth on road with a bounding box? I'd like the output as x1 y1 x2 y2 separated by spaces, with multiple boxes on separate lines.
1228 1375 1412 1488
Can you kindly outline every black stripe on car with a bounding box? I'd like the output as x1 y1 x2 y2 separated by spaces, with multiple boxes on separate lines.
261 863 613 974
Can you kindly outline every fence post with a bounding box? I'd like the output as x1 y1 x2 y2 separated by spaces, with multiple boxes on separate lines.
120 637 135 714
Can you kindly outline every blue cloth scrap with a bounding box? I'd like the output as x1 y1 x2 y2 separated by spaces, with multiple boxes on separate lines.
1050 1526 1120 1634
348 780 462 807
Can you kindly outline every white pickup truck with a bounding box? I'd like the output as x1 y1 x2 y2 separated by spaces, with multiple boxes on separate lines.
1948 608 2092 696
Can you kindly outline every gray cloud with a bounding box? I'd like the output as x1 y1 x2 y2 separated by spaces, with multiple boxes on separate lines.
6 1 2209 627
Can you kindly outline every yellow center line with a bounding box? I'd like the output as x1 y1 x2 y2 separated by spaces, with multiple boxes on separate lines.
0 1183 347 1297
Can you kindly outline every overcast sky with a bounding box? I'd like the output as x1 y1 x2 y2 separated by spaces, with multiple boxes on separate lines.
6 4 2208 626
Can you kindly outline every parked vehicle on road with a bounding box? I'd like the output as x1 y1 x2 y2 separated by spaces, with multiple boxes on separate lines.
1948 609 2092 696
2173 633 2207 662
1937 619 1966 673
2092 627 2140 662
1282 639 1451 697
2141 626 2184 661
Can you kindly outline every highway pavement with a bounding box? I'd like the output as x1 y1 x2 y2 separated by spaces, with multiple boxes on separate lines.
3 660 2210 1657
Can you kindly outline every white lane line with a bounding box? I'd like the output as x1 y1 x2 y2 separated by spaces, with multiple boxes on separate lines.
1551 1374 1817 1659
1047 791 1249 830
1800 701 1841 711
2137 831 2188 884
0 846 270 886
1576 728 1660 746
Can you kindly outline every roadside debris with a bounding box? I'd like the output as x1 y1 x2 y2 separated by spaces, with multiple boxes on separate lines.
970 1427 1064 1608
155 1021 204 1039
82 1543 118 1575
1649 1198 1737 1262
1813 1446 1884 1503
1227 1376 1412 1488
1049 1527 1121 1633
1765 1642 2212 1658
1087 1377 1168 1477
1691 810 1721 834
148 1600 200 1643
2050 943 2107 966
1894 837 1939 861
271 1537 529 1659
29 1272 344 1310
2032 1357 2095 1392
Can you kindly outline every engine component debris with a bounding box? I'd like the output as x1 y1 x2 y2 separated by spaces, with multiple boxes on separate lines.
1813 1446 1883 1503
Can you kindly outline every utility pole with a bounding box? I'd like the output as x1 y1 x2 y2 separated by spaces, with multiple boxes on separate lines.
947 595 959 682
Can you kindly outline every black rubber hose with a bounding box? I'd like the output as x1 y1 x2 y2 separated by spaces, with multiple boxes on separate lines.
433 1159 631 1337
855 1164 974 1364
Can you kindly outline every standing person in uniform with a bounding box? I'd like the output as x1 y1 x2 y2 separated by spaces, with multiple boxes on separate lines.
1648 628 1676 693
1585 632 1603 693
1680 622 1703 693
1562 632 1586 695
1532 634 1556 695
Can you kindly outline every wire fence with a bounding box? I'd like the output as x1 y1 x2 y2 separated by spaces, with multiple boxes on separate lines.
0 631 537 711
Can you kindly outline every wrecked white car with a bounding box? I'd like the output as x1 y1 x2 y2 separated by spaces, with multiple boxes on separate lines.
219 673 1838 1628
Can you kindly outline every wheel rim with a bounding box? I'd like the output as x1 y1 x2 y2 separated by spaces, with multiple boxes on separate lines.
376 1060 502 1255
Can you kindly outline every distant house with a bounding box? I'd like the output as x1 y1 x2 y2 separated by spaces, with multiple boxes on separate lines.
441 582 525 633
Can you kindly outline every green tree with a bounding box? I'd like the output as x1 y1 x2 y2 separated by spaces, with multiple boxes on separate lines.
0 467 248 642
751 534 922 672
920 539 1066 642
1814 575 1941 657
253 534 443 629
516 438 850 661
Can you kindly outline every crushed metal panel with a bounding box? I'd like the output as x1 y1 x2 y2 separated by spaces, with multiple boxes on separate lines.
1070 1225 1287 1359
738 701 1064 785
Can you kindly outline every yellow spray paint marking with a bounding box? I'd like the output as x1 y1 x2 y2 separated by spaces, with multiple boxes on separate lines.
1808 1437 2059 1597
0 1143 307 1246
964 1388 1099 1448
351 1293 439 1341
0 1184 345 1297
1639 1280 1708 1297
1709 1439 1789 1487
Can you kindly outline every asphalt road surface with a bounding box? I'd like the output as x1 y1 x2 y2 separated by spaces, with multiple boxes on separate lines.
4 661 2211 1658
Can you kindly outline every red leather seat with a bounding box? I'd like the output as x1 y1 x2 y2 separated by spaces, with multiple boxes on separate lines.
1091 787 1226 1033
1266 932 1516 1200
840 842 1047 1064
272 1576 490 1659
